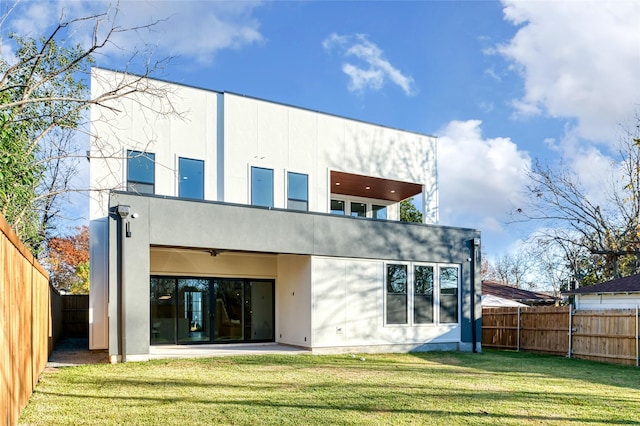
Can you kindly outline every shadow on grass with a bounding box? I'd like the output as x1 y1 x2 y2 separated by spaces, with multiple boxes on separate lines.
406 349 640 391
30 386 640 425
23 352 640 425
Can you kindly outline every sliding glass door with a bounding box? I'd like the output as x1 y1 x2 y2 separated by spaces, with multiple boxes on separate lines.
151 277 274 345
178 279 210 343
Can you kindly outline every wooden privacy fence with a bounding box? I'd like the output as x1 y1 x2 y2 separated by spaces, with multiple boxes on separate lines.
0 214 60 426
482 306 640 366
62 295 89 338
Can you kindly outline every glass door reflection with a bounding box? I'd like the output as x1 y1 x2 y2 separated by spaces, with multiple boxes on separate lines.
213 280 244 341
177 279 210 343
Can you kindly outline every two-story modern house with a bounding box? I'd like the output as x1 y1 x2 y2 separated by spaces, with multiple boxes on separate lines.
89 68 481 362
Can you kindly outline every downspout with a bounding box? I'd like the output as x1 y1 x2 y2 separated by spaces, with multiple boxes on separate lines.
471 238 480 353
115 205 131 363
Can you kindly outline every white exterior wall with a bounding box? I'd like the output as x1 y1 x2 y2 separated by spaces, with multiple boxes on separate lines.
575 293 640 310
311 257 461 351
90 70 437 222
90 68 220 219
88 218 109 349
276 255 312 347
222 93 437 221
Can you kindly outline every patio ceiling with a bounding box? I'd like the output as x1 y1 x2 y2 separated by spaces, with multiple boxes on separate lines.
330 170 422 202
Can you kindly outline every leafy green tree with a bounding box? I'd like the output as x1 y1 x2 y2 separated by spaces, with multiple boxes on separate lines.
0 10 175 254
400 198 423 223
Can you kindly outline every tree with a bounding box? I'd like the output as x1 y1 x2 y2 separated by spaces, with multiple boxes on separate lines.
490 250 535 289
400 198 423 223
0 7 176 254
45 225 89 294
515 120 640 285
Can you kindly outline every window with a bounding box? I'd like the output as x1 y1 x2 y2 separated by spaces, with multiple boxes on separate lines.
386 264 408 324
372 204 387 219
330 197 389 219
414 265 434 324
179 157 204 199
127 150 155 194
384 263 459 326
350 202 367 217
439 266 459 323
330 199 345 215
287 172 308 211
251 167 274 207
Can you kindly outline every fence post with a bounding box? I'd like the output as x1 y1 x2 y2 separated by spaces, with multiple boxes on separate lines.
517 306 521 352
568 305 573 358
636 305 640 367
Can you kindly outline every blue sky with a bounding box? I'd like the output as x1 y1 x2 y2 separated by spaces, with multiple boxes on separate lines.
2 0 640 260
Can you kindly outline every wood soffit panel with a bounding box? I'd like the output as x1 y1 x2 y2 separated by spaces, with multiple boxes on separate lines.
330 170 422 202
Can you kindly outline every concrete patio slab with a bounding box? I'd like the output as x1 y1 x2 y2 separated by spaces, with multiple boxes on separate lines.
148 342 310 360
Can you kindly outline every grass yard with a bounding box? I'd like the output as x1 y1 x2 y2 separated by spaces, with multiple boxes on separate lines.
19 349 640 425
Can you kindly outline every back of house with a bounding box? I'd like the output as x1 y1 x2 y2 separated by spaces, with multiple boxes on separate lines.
88 68 481 362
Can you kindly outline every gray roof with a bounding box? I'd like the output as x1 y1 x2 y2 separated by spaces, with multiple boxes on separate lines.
564 274 640 295
482 281 557 303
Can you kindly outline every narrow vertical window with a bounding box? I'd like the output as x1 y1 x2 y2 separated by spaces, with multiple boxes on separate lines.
372 204 387 220
127 150 155 194
251 167 274 207
386 264 408 324
414 265 434 324
179 157 204 199
439 266 459 323
287 172 308 211
330 199 345 215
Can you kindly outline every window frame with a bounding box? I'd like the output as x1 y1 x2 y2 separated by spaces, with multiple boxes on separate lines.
438 264 460 324
384 262 410 325
330 195 392 220
178 157 205 200
250 166 274 208
126 150 155 194
384 262 460 327
286 171 309 211
413 263 435 325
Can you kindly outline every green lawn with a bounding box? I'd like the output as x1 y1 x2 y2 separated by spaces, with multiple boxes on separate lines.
19 350 640 425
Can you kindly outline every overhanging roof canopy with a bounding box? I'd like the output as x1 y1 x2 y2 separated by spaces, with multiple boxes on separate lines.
330 171 422 202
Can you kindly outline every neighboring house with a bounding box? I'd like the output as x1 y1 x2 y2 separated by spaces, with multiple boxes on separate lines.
482 281 557 307
564 274 640 310
89 68 482 362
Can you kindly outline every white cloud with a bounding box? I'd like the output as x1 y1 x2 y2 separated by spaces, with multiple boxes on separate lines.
323 33 416 96
3 1 265 65
497 0 640 143
437 120 531 233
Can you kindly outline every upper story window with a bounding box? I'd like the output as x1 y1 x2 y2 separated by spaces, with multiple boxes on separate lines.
350 202 367 218
330 200 345 215
372 204 387 220
331 197 390 220
251 166 274 207
287 172 308 211
127 150 155 194
179 157 204 200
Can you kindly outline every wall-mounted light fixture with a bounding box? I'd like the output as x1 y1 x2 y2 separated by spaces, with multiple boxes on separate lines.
116 205 132 238
116 205 131 218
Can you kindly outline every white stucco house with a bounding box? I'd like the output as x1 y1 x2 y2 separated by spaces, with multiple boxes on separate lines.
88 68 481 362
564 274 640 310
